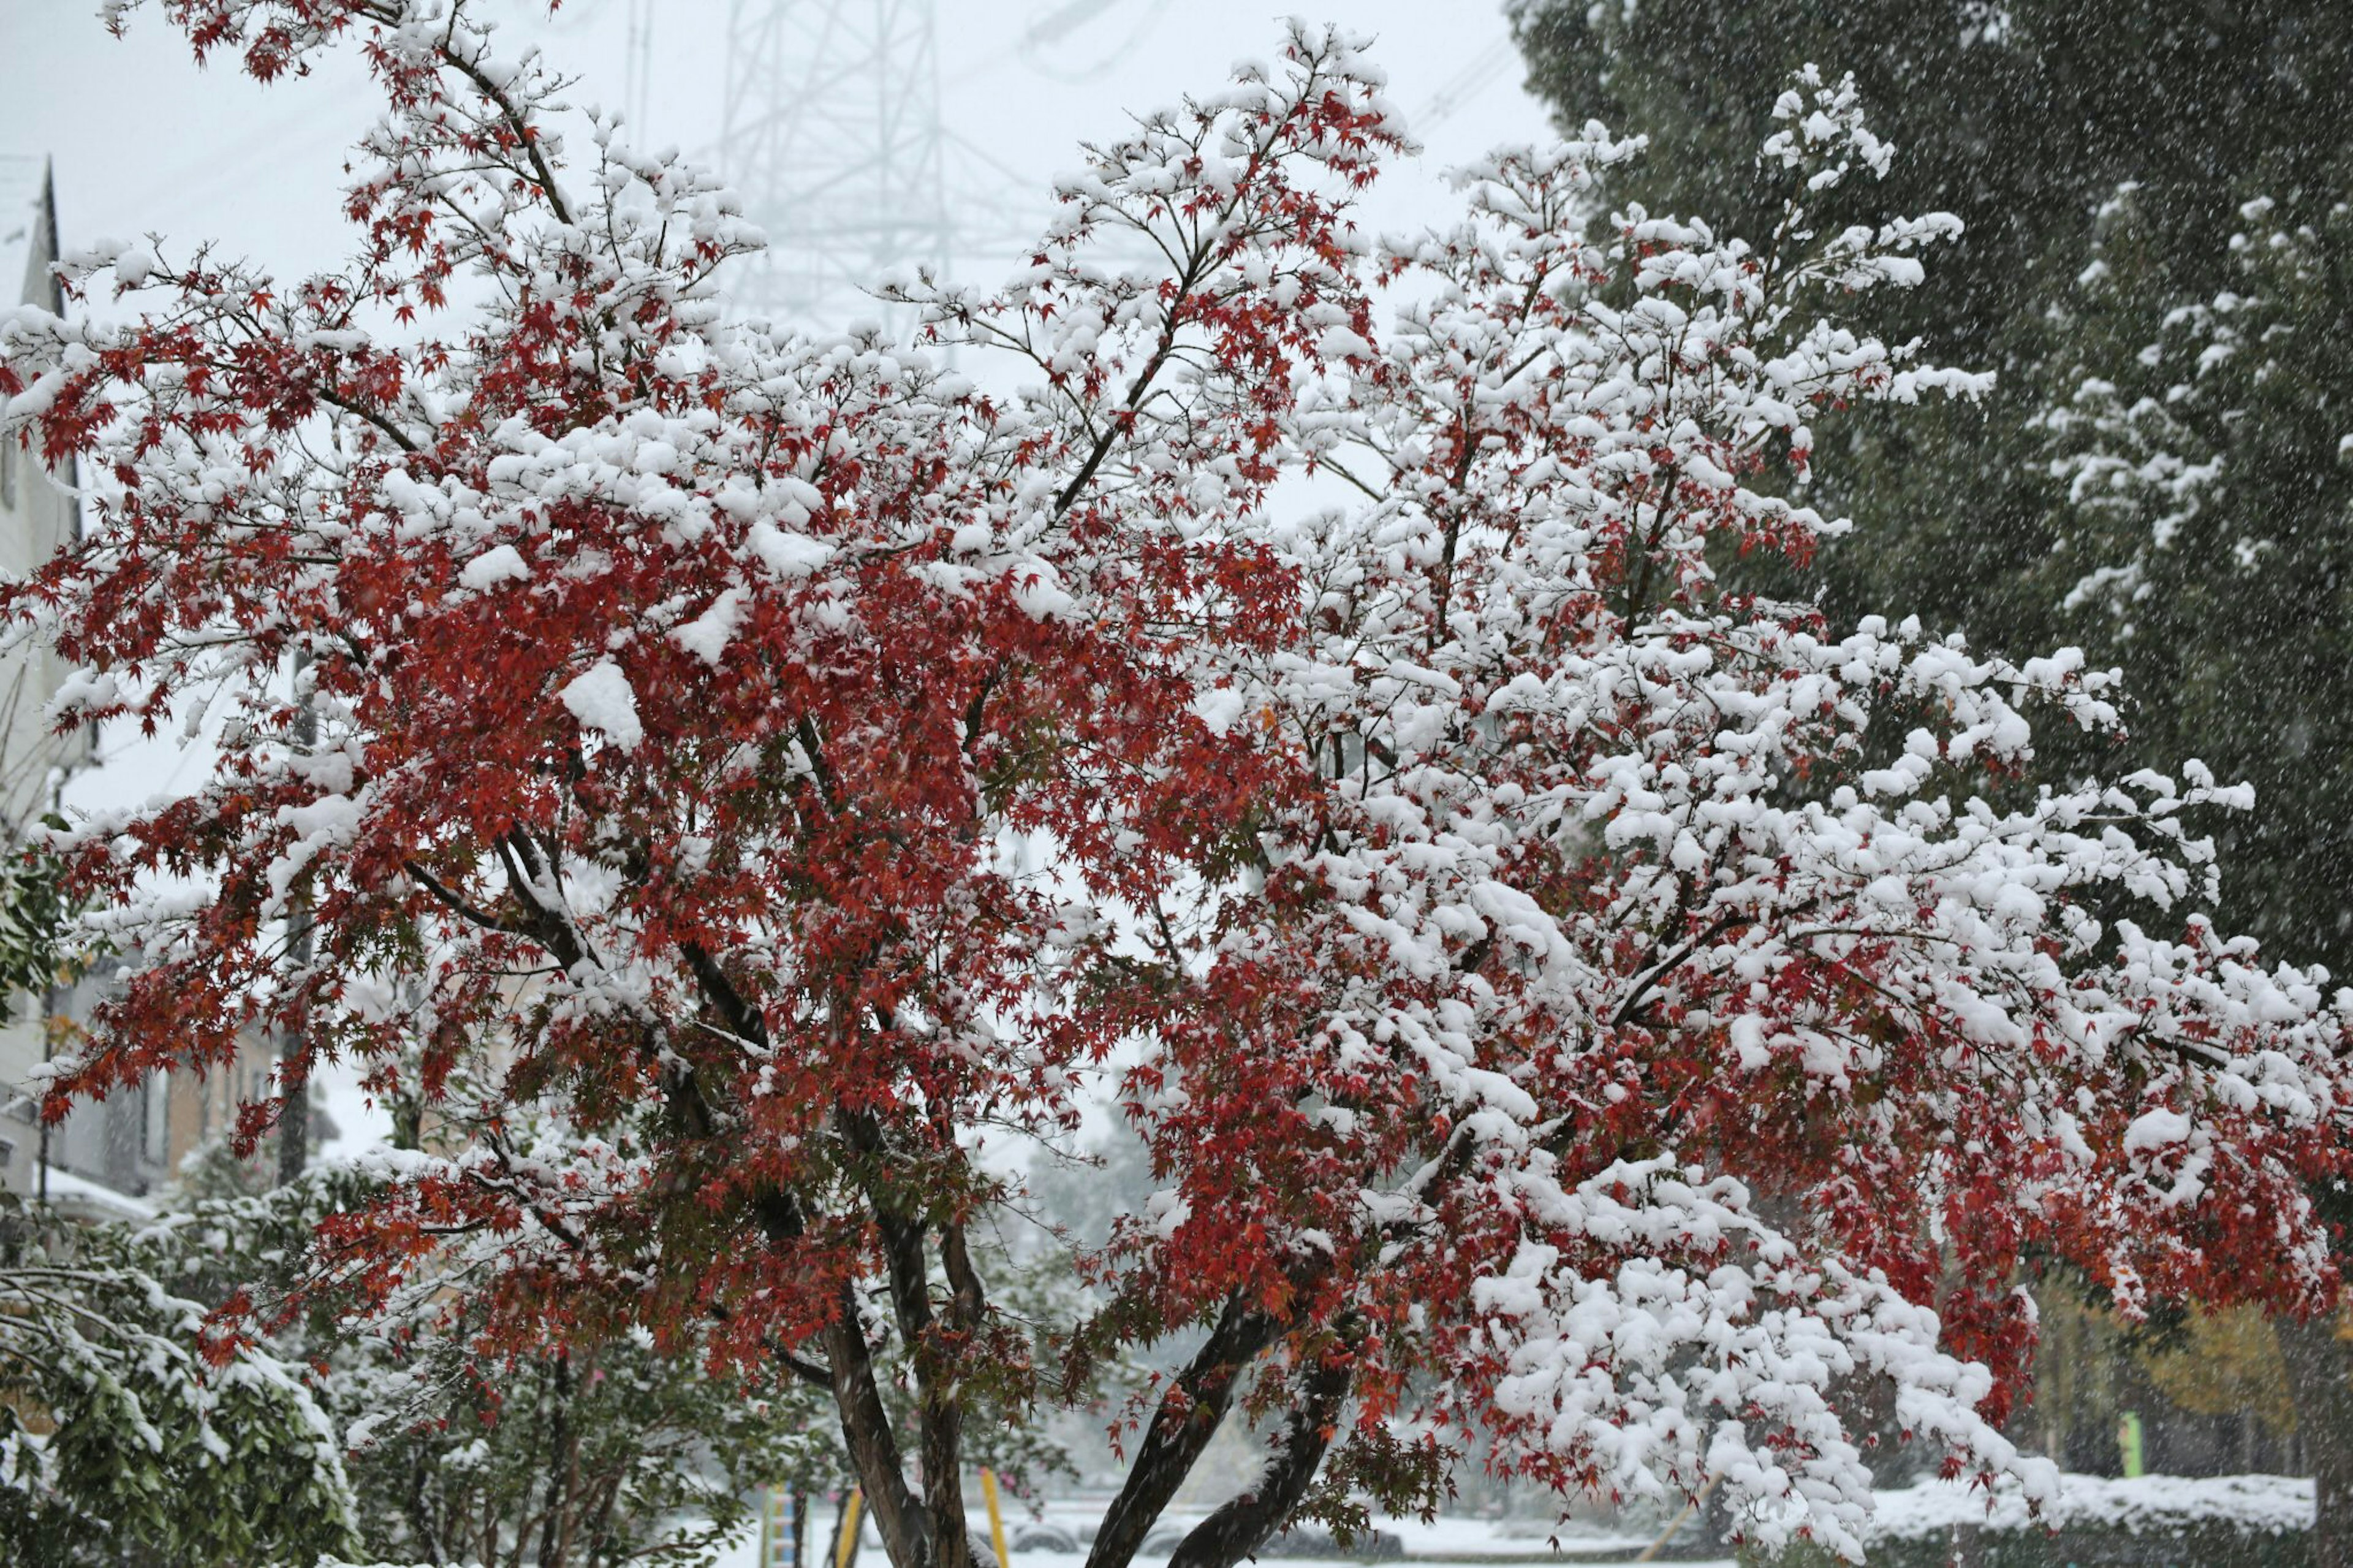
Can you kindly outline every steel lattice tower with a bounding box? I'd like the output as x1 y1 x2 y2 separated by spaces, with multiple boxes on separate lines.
719 0 953 328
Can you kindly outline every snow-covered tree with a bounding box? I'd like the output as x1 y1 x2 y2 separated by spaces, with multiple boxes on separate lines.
0 1197 357 1565
143 1157 832 1568
2042 184 2353 1556
4 6 2349 1566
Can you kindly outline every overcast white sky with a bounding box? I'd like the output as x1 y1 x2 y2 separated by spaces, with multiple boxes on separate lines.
1 1 1559 1153
2 1 1558 297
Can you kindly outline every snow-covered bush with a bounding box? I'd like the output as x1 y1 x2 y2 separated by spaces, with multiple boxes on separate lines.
1750 1472 2314 1567
0 1197 357 1565
145 1150 836 1567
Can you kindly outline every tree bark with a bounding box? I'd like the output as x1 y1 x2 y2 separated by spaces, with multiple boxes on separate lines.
536 1350 575 1568
276 1056 309 1183
1085 1295 1278 1568
278 667 316 1186
824 1282 935 1568
2275 1309 2353 1568
1165 1341 1354 1568
839 1106 984 1568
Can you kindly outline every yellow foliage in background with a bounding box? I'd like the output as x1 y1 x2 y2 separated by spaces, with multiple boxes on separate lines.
2139 1305 2298 1439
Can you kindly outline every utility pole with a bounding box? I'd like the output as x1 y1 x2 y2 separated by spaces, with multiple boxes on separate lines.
277 661 314 1186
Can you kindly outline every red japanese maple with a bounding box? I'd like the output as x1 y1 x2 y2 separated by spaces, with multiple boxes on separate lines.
7 5 2348 1565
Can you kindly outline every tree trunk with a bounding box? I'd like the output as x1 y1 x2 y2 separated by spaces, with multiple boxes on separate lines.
536 1350 576 1568
1165 1342 1353 1568
2275 1309 2353 1568
1085 1295 1276 1568
824 1295 933 1568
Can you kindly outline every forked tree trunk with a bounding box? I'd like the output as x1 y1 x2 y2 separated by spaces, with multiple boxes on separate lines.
1165 1342 1354 1568
818 1285 1346 1568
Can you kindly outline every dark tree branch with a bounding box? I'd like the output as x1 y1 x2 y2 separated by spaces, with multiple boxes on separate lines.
432 29 576 229
781 1350 834 1390
795 716 844 814
405 858 526 936
1167 1336 1357 1568
1085 1294 1278 1568
682 939 771 1050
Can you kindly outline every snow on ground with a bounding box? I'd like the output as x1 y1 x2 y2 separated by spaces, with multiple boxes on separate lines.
703 1516 1694 1568
1382 1517 1654 1558
707 1550 1732 1568
702 1472 2318 1568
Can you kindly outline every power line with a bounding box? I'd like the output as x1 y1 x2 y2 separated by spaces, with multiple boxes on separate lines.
1015 0 1169 85
1414 37 1515 130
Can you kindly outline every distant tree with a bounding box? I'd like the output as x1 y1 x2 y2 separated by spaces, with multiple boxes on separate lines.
7 8 2351 1568
2139 1305 2298 1467
2042 184 2353 1544
2028 1275 2299 1476
1024 1124 1156 1260
1506 0 2353 661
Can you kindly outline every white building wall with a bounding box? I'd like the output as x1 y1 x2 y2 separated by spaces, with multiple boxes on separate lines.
0 156 116 1200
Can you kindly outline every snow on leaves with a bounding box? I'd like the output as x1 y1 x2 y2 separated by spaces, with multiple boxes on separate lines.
3 7 2349 1566
559 660 643 752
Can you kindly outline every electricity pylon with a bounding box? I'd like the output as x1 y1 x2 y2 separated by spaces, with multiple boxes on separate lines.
718 0 955 328
714 0 1159 330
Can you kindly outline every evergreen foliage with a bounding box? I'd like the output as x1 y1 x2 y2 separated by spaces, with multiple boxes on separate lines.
1506 0 2353 966
2040 190 2353 964
0 1197 358 1566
